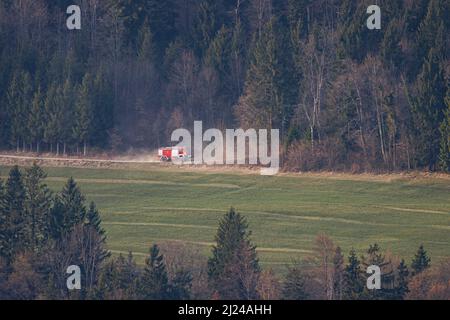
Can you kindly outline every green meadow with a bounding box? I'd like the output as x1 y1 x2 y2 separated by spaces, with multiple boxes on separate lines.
1 165 449 272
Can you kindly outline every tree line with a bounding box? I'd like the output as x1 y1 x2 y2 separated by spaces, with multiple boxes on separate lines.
1 166 448 299
0 0 448 171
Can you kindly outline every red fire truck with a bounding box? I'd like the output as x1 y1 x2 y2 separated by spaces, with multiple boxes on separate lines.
158 146 190 162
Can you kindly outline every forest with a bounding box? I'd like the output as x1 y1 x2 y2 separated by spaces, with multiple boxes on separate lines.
0 0 449 172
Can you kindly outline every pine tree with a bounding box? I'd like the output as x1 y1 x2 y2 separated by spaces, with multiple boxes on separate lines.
438 94 450 172
381 18 404 69
0 179 7 261
83 206 110 282
50 177 86 240
61 79 75 155
361 244 394 300
7 71 32 152
235 18 295 134
394 259 409 300
282 264 308 300
53 85 66 155
0 166 27 263
137 18 156 62
48 196 65 241
193 0 222 57
208 208 260 299
28 87 46 153
416 0 444 69
411 245 431 275
96 253 139 299
205 26 231 85
343 249 363 299
44 83 59 153
140 244 170 299
73 73 94 156
86 202 105 237
169 270 192 300
24 164 52 251
91 68 114 149
112 0 151 45
145 0 177 61
411 47 446 170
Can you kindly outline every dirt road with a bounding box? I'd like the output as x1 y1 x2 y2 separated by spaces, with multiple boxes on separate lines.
0 153 160 169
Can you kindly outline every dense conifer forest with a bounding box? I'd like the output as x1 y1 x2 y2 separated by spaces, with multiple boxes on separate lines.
0 0 448 172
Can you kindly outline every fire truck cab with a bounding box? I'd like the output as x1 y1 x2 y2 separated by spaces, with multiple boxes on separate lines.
158 146 190 162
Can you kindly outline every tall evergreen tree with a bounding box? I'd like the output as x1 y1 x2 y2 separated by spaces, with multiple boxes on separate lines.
7 71 32 152
44 83 59 153
411 47 446 170
411 245 431 275
235 18 295 135
394 259 409 300
208 208 260 299
24 164 52 251
282 264 309 300
0 179 6 261
61 79 75 155
73 73 94 155
0 166 27 263
92 68 114 148
343 249 363 299
416 0 444 69
145 0 177 61
86 202 105 237
192 0 222 57
50 177 86 240
28 87 46 153
439 94 450 172
140 244 170 299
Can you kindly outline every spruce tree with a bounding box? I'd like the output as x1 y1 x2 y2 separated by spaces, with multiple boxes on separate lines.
193 0 222 57
73 73 93 156
61 79 75 155
145 0 177 61
0 166 27 263
208 208 260 299
44 83 59 153
49 196 65 241
416 0 444 69
411 47 446 170
0 179 6 260
343 249 364 299
28 87 46 153
282 264 308 300
24 164 52 251
438 94 450 172
235 18 295 135
140 244 170 299
86 202 106 237
91 68 114 148
50 177 86 239
137 18 156 62
169 270 192 300
394 259 409 300
411 245 431 275
7 71 32 152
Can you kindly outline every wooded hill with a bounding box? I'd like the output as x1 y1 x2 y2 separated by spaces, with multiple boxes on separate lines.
0 0 448 172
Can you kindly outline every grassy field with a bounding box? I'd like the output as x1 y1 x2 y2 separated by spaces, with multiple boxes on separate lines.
1 164 449 272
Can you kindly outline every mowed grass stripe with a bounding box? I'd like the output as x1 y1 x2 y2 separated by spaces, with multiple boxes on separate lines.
108 206 449 229
103 221 216 230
